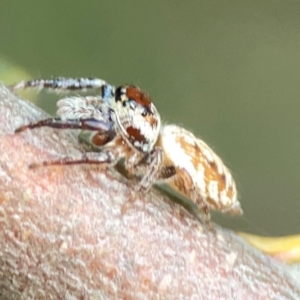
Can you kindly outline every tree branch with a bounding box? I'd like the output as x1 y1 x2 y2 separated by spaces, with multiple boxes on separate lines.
0 83 299 299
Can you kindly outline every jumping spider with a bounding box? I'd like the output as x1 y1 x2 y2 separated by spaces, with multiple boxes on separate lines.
11 77 242 230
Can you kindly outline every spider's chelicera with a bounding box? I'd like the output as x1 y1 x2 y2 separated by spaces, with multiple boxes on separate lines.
11 77 242 230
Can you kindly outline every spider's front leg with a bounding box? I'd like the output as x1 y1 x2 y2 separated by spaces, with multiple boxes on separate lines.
15 117 114 134
9 77 111 94
15 116 118 169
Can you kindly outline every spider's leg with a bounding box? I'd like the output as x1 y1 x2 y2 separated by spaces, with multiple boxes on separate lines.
198 199 214 232
29 149 116 169
122 147 164 213
15 117 114 134
136 148 165 194
9 77 114 96
173 168 214 231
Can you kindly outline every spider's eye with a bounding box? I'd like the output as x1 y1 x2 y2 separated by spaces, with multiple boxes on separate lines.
122 101 127 107
141 109 147 117
129 99 137 110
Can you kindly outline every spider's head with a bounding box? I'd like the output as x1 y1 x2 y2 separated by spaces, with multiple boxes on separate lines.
112 85 161 153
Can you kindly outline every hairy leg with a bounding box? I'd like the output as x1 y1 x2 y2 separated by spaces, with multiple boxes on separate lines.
29 150 116 169
15 117 114 134
9 77 111 94
125 148 176 195
122 147 164 212
193 191 214 231
169 168 214 231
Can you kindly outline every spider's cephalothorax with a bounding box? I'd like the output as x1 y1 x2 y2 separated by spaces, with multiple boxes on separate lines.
11 77 163 196
111 85 161 154
53 83 162 156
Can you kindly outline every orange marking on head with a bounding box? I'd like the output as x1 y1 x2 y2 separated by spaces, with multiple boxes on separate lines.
126 126 146 143
146 115 157 127
126 86 151 110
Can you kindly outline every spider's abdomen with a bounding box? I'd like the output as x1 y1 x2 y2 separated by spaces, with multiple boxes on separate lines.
159 124 242 215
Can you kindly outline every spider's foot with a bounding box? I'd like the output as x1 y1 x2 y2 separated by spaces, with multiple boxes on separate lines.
121 186 145 214
15 125 29 133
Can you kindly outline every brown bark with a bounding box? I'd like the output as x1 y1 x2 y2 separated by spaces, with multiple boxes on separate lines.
0 83 299 299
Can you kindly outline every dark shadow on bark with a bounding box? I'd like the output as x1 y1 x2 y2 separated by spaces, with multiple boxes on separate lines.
0 82 299 299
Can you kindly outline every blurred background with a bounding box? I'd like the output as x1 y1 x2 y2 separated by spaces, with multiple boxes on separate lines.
0 0 299 235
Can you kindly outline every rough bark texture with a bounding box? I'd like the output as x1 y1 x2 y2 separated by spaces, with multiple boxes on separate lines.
0 82 299 299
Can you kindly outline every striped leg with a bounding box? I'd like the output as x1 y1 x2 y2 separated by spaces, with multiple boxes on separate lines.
15 117 114 134
9 77 115 98
122 147 164 213
136 147 164 194
29 150 116 169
